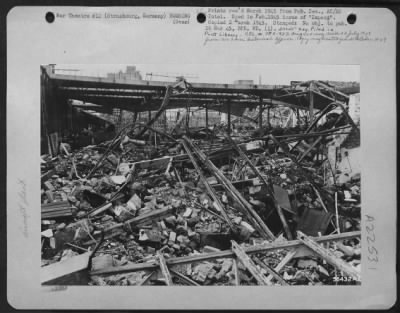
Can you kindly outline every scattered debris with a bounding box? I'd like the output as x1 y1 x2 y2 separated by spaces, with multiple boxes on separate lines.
41 77 361 286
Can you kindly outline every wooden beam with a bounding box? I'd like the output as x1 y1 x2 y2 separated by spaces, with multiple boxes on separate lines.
225 135 290 239
138 271 155 286
90 231 361 276
88 202 112 217
265 250 297 284
183 136 275 240
297 231 360 281
232 258 240 286
157 252 174 286
231 240 270 285
41 201 74 219
180 140 234 230
170 269 201 286
124 206 174 228
253 256 289 285
93 206 174 235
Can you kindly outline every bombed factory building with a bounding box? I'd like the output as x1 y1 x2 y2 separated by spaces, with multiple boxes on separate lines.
41 64 361 286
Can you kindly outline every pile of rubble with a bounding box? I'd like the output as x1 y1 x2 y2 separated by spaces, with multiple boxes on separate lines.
41 126 361 286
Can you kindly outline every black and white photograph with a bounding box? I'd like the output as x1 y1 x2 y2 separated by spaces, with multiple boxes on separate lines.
40 64 361 286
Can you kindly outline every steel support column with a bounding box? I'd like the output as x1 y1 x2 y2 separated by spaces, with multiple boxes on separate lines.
258 97 263 129
309 82 315 124
227 101 231 134
205 104 209 139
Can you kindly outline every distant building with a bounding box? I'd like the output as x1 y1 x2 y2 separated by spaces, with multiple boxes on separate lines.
107 66 143 80
234 80 254 85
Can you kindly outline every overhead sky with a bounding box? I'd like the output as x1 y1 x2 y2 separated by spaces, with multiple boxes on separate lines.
54 64 359 85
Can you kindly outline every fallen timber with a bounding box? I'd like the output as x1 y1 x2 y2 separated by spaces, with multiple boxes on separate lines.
41 73 361 287
81 207 175 246
231 240 271 285
90 231 360 276
180 139 235 230
182 136 275 240
225 134 293 239
41 201 74 219
252 255 289 286
157 252 174 286
297 231 360 281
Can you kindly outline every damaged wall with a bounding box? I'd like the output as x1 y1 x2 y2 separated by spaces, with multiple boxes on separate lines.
348 93 360 125
334 145 361 184
326 93 360 185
